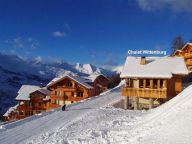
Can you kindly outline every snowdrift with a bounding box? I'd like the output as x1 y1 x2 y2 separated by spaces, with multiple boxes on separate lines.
129 84 192 144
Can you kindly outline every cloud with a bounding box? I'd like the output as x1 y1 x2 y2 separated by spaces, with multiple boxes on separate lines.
136 0 192 13
28 38 39 49
13 37 24 48
5 37 39 49
52 31 65 37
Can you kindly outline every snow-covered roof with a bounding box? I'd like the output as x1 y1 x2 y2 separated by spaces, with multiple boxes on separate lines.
16 85 41 101
43 96 50 101
29 88 50 100
3 104 18 117
47 74 93 89
84 74 108 83
172 49 183 56
181 42 192 51
35 88 50 96
120 56 189 79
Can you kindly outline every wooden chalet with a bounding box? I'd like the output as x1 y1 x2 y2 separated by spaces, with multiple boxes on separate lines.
15 85 51 119
3 105 18 122
120 56 188 110
84 74 109 96
47 74 94 108
173 43 192 72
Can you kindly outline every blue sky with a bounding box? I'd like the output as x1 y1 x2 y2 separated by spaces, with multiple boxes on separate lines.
1 0 192 68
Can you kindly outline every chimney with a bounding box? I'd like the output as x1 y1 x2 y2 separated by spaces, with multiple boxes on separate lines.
140 56 146 65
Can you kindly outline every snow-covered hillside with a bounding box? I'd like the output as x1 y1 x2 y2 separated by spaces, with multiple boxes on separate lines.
1 83 192 144
0 53 115 116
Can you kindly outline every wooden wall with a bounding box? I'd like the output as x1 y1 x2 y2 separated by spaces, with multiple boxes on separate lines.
49 77 93 108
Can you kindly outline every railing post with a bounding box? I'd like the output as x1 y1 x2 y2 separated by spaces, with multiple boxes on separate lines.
149 98 153 109
133 97 139 110
124 96 129 110
143 79 146 88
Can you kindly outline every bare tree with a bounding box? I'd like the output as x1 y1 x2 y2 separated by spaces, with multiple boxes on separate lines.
171 36 185 52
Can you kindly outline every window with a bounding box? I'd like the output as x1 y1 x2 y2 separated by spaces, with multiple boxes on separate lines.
54 100 59 104
160 79 164 88
56 90 62 96
64 92 66 96
125 79 133 88
146 79 150 88
19 111 24 115
66 80 72 87
153 79 157 89
77 92 83 97
139 79 144 88
38 102 41 107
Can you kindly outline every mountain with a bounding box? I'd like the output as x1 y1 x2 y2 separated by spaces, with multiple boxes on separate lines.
73 63 114 76
0 53 115 117
112 65 123 74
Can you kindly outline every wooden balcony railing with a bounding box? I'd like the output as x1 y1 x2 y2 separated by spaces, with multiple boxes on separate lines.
63 96 84 102
17 105 33 111
185 61 192 66
32 106 47 111
122 87 167 99
17 105 47 111
184 53 192 58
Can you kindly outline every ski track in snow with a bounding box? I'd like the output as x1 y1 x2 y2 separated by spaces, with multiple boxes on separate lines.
1 84 192 144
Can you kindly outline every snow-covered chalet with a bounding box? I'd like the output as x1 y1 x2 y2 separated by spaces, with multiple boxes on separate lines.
120 56 189 110
47 74 109 108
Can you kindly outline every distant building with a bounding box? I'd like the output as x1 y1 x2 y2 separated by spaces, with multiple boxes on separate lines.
3 105 18 122
172 43 192 72
84 74 109 96
120 56 188 110
47 74 109 108
3 73 109 121
15 85 51 120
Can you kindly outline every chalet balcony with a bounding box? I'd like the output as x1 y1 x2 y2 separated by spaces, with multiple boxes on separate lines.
63 96 84 102
50 95 64 100
51 103 60 108
30 98 44 102
32 106 47 111
57 86 76 91
185 61 192 66
17 105 33 111
122 87 167 99
184 53 192 59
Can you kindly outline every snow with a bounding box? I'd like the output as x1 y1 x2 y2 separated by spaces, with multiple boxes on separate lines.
1 82 192 144
37 88 50 96
74 63 95 75
47 74 93 89
112 65 123 74
15 85 40 101
84 73 108 83
121 56 189 78
0 82 123 144
43 96 50 101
